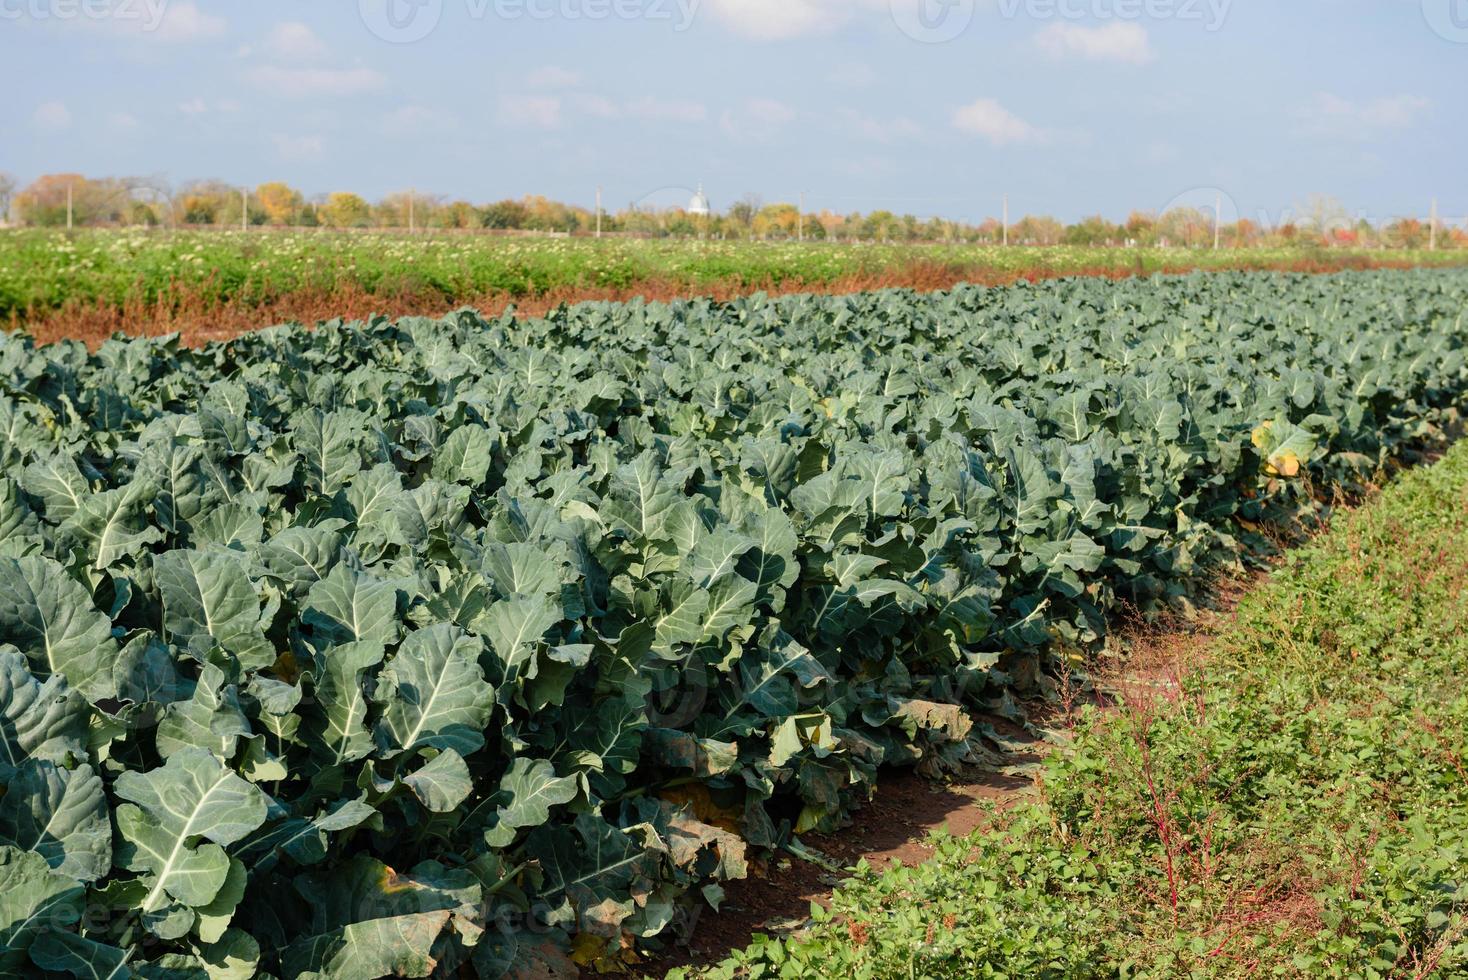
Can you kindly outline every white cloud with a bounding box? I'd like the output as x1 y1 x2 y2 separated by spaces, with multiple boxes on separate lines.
246 65 386 98
827 62 876 88
499 95 564 129
178 97 239 116
527 65 582 89
33 101 71 130
381 104 458 136
1300 93 1429 139
719 98 797 141
1141 90 1192 115
265 22 329 61
837 108 922 144
836 155 898 179
271 134 325 162
523 93 708 125
626 97 708 124
143 1 227 42
744 98 797 125
1143 140 1181 165
1035 22 1154 64
107 111 140 132
951 98 1043 146
701 0 878 40
703 0 951 41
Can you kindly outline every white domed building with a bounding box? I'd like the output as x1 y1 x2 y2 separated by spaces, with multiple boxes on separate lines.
688 183 711 217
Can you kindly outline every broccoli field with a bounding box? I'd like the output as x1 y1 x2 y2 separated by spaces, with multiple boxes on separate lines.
1 269 1466 978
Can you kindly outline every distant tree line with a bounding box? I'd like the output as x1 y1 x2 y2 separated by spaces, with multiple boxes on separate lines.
0 172 1460 249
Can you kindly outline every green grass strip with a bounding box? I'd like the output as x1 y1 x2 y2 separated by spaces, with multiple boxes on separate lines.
683 442 1468 979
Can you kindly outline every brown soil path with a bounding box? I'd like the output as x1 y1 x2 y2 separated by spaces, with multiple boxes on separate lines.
659 750 1039 972
644 580 1257 977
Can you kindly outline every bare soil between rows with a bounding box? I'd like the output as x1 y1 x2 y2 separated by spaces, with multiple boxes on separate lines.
641 574 1261 978
652 740 1040 975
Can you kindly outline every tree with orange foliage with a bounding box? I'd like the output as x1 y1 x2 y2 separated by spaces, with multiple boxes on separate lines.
1297 195 1351 245
1228 218 1261 247
1125 211 1158 245
256 182 304 225
433 201 476 230
1384 218 1427 250
1157 207 1211 248
753 203 799 239
1012 214 1065 246
175 180 236 225
16 174 81 225
15 173 82 225
518 195 588 233
13 173 138 226
975 217 1003 244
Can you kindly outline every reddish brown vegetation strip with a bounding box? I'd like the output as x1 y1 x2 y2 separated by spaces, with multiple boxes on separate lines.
10 256 1427 349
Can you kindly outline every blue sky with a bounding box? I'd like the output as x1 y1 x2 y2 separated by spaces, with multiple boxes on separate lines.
4 0 1465 224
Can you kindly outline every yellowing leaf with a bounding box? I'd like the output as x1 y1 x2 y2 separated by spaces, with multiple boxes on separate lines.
795 804 826 834
658 783 744 835
570 931 608 967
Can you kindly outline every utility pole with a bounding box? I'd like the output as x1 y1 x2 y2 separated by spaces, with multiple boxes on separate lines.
798 190 806 242
1213 191 1222 250
595 186 602 239
66 182 74 230
241 188 248 232
1002 195 1008 247
1429 198 1438 251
